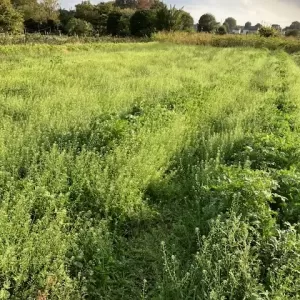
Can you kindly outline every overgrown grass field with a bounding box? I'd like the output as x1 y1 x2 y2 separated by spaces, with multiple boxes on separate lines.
1 42 300 299
155 31 300 53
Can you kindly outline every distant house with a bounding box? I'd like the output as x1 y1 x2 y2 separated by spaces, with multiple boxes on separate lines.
232 26 242 34
230 24 260 35
242 26 259 35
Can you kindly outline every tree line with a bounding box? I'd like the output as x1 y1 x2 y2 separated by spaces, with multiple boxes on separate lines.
197 14 300 37
285 21 300 37
197 14 263 34
0 0 194 36
1 1 300 38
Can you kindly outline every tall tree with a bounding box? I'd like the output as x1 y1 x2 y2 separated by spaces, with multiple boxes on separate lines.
0 0 24 32
106 11 122 35
59 9 75 33
179 11 193 31
245 21 251 29
39 0 59 23
93 2 114 34
255 23 262 29
107 9 132 36
75 1 97 23
75 1 115 34
12 0 40 21
224 17 236 32
130 9 156 36
197 13 217 33
156 5 188 32
290 21 300 30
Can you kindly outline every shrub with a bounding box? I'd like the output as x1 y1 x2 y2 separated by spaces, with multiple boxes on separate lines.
65 18 93 36
259 26 278 38
216 25 227 35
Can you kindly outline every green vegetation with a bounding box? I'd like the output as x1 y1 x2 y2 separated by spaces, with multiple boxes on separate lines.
1 42 300 299
0 34 148 45
1 0 299 41
259 26 279 38
155 31 300 53
197 13 218 33
0 0 23 33
2 0 194 36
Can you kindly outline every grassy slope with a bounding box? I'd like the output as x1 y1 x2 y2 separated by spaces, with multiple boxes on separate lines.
0 43 300 299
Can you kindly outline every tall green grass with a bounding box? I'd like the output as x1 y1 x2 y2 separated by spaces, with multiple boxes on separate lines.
0 33 148 45
1 43 300 299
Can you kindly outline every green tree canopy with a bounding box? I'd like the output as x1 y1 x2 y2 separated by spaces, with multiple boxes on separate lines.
65 17 93 35
0 0 23 33
75 1 115 34
286 29 300 37
107 11 122 36
107 10 133 36
39 0 59 23
290 21 300 30
156 6 192 32
197 13 217 33
115 0 137 9
217 24 227 35
12 0 40 21
245 21 251 29
224 17 236 32
130 9 156 36
179 11 193 31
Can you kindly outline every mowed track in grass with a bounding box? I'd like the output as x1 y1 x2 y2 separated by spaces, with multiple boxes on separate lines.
1 43 300 299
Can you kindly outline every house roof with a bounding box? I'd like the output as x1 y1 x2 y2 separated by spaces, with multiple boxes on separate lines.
233 25 258 31
233 26 243 30
247 26 258 31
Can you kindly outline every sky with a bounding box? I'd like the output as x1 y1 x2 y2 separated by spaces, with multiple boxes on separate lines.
60 0 300 27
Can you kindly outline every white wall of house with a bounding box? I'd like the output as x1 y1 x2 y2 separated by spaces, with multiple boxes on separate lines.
232 29 241 34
